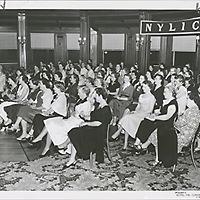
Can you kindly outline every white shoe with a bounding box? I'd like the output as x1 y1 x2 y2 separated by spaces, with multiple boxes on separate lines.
194 147 200 152
4 119 12 126
0 127 6 131
65 144 71 154
58 144 71 155
28 129 34 136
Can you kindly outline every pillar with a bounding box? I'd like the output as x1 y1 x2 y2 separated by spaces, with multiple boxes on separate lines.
138 12 151 74
18 12 27 69
90 29 97 67
80 12 90 64
195 36 200 83
124 28 137 68
97 32 103 65
26 32 33 69
160 36 173 69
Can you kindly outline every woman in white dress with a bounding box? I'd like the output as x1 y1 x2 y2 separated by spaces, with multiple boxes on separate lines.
30 85 93 157
111 81 156 150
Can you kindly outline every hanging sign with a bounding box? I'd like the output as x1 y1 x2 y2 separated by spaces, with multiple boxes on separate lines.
140 17 200 36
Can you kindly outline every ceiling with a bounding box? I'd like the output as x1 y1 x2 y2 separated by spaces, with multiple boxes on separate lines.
0 10 199 32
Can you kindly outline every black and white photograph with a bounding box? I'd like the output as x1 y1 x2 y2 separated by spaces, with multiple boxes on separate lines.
0 0 200 198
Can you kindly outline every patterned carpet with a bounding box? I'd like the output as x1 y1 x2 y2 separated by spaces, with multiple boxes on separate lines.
1 138 200 191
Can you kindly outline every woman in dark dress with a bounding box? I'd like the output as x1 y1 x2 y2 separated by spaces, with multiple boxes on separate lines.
65 74 79 116
156 96 178 168
106 72 120 103
152 74 164 110
135 85 178 168
64 87 112 169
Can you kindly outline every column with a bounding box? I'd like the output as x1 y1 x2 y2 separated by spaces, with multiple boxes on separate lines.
160 36 173 69
90 29 97 67
26 32 33 68
138 12 151 74
79 12 90 64
124 27 137 68
97 32 103 65
195 36 200 83
18 12 27 69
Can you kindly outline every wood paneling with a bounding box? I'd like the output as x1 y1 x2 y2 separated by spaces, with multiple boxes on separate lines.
0 131 43 162
0 131 27 161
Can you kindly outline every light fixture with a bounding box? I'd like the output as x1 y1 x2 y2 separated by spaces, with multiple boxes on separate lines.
18 36 26 44
136 33 145 46
78 37 86 45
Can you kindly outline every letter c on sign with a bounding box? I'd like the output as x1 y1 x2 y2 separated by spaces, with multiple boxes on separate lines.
192 21 200 30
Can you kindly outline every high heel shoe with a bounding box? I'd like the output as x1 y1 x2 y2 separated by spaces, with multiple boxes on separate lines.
133 143 142 151
39 149 50 158
58 147 69 155
16 136 27 142
7 126 20 134
194 147 200 152
109 136 120 142
152 160 162 167
4 119 12 126
62 160 78 170
135 147 148 156
27 140 42 150
25 133 34 141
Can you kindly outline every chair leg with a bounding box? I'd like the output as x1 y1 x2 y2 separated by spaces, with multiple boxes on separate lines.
106 124 113 164
172 164 176 172
89 152 93 169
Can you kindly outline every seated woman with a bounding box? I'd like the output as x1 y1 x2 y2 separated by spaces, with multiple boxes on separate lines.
185 77 195 95
174 74 187 116
111 81 155 150
0 74 29 126
65 74 79 116
1 75 18 101
174 91 200 153
136 85 178 168
7 78 53 138
152 74 164 110
5 78 42 131
130 70 138 87
109 74 134 125
31 85 93 157
146 70 154 85
94 77 105 88
106 72 120 103
26 81 67 143
123 74 146 116
63 87 112 168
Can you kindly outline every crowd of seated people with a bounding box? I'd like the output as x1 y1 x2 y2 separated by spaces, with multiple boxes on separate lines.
0 61 199 170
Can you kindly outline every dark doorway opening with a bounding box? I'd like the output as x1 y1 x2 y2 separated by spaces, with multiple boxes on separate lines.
68 50 80 63
175 52 196 69
32 49 54 66
103 50 124 66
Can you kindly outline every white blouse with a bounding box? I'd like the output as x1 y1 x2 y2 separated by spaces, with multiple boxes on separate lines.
51 92 67 117
42 89 54 111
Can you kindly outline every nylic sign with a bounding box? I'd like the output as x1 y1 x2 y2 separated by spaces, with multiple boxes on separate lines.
140 17 200 36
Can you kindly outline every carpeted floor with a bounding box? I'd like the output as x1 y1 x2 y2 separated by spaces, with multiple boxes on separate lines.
1 138 200 191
